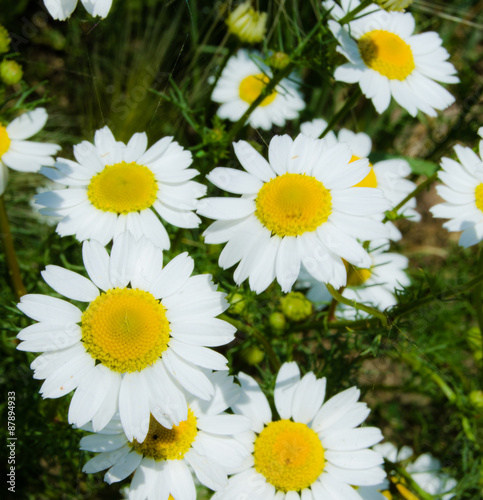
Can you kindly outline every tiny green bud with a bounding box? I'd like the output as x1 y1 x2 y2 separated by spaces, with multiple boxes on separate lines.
280 292 313 322
229 292 247 315
269 312 286 333
0 60 23 86
267 52 291 70
469 390 483 409
240 345 264 365
0 25 10 54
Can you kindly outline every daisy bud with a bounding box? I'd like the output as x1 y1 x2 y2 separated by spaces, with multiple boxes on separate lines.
0 60 23 86
229 292 247 315
469 390 483 410
269 312 286 333
280 292 313 322
0 25 10 54
376 0 413 11
241 345 265 365
267 51 291 70
226 1 268 44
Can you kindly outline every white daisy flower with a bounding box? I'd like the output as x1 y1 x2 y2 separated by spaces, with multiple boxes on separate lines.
17 233 236 442
430 135 483 247
211 50 305 130
36 126 205 249
302 118 420 241
43 0 112 20
212 362 386 500
198 133 391 294
300 244 410 318
358 443 456 500
80 372 251 500
328 4 459 116
0 108 60 195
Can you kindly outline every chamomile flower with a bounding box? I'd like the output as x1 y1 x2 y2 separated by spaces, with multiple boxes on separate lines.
329 5 458 116
36 126 205 249
300 244 410 319
430 134 483 247
211 50 305 130
198 133 390 294
17 233 235 443
226 1 268 44
301 118 420 241
43 0 112 20
0 108 60 195
358 443 456 500
81 372 251 500
212 362 386 500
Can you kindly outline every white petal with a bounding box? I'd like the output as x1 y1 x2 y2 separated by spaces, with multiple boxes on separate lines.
274 362 301 419
18 294 82 324
119 372 150 442
41 265 99 302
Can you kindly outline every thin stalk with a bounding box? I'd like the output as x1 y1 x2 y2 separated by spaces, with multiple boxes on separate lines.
220 314 281 371
383 172 438 222
338 0 375 25
318 88 362 138
326 283 388 325
0 195 26 300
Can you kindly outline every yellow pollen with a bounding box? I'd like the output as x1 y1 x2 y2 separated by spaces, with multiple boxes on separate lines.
239 73 277 106
132 410 198 461
475 183 483 213
256 173 332 237
358 30 415 80
350 155 378 188
87 161 158 214
0 125 11 157
254 420 325 493
81 288 170 373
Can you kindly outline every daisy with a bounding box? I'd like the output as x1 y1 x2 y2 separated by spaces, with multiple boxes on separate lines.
358 443 456 500
0 108 60 195
43 0 112 20
17 233 236 442
36 126 205 249
328 3 458 116
212 362 386 500
299 244 410 319
211 50 305 130
301 118 420 241
430 132 483 247
197 133 390 294
80 372 251 500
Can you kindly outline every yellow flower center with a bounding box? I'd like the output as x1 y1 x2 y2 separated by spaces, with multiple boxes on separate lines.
81 288 170 373
239 73 277 106
358 30 415 80
0 125 11 157
350 155 378 188
255 173 332 237
87 161 158 214
132 410 198 461
254 420 325 493
475 183 483 213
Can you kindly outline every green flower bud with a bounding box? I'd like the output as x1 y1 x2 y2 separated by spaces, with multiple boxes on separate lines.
280 292 312 322
469 390 483 410
0 60 23 86
267 52 291 70
240 345 264 365
229 293 247 315
0 25 10 54
269 312 286 333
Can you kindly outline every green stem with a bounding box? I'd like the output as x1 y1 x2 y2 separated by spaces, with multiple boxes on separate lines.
318 88 362 139
220 314 281 372
383 172 439 222
0 195 26 300
338 0 375 25
390 463 440 500
225 16 327 142
326 283 388 325
471 249 483 336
